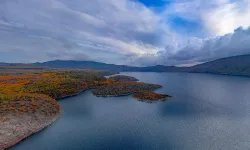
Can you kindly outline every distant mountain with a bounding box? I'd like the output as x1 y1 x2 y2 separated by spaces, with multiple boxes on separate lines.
0 62 8 65
188 54 250 76
33 60 182 72
28 54 250 77
0 63 44 69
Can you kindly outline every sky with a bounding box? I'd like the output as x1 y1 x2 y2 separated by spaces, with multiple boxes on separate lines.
0 0 250 66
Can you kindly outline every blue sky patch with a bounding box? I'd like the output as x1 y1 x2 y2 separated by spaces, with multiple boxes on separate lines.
168 16 205 38
135 0 170 7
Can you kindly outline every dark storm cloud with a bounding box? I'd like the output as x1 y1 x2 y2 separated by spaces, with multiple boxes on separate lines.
130 27 250 66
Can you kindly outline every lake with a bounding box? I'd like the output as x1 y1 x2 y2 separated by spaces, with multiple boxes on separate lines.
11 72 250 150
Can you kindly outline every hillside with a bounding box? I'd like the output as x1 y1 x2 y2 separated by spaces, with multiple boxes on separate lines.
188 54 250 76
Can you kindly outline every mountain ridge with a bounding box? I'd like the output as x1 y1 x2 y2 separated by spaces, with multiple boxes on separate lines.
2 54 250 77
33 60 183 72
31 54 250 76
188 54 250 76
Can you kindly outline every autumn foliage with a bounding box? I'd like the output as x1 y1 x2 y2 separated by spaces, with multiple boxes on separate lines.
132 91 171 102
0 70 108 114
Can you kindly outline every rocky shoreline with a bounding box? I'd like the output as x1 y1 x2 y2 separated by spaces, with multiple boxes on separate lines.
0 86 94 150
0 93 62 150
0 113 60 150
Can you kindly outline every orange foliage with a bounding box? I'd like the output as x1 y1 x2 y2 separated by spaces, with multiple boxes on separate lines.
96 78 144 86
133 91 170 101
0 71 110 114
19 106 27 112
42 73 50 77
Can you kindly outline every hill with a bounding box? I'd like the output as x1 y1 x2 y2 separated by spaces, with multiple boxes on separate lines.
188 54 250 76
33 60 182 72
5 54 250 77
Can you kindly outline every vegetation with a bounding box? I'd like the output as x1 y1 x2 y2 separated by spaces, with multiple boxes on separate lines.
109 75 138 82
0 70 113 114
188 54 250 76
0 93 59 115
133 91 171 102
92 82 162 97
0 69 168 115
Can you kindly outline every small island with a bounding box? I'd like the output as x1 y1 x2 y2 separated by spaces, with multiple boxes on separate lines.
133 91 171 102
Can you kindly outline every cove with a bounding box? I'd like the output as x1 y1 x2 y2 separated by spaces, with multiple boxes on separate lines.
11 72 250 150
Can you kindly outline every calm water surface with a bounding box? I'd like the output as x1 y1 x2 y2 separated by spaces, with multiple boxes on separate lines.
11 72 250 150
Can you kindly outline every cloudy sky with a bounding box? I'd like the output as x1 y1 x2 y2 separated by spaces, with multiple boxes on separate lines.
0 0 250 66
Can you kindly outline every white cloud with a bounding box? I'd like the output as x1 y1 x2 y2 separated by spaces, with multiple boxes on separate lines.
203 0 250 36
162 0 250 36
0 0 250 66
0 0 174 64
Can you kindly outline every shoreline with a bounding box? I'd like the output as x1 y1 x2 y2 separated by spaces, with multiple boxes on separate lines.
58 89 89 100
93 92 135 97
0 93 76 150
2 113 61 150
2 86 94 150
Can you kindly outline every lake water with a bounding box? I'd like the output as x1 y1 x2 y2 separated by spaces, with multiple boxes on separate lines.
11 72 250 150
